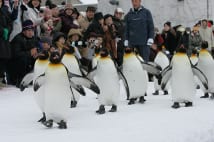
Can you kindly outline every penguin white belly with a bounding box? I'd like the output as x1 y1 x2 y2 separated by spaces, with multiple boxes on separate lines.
62 54 82 102
123 54 148 98
95 58 120 106
171 56 195 102
33 60 49 112
154 52 170 91
198 58 214 92
44 64 71 122
62 54 82 75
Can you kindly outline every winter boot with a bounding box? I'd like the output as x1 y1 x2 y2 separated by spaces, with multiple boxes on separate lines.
163 90 168 95
152 90 159 95
200 93 209 98
128 98 136 105
96 105 105 114
185 102 193 107
70 100 77 108
139 96 146 104
43 119 53 128
171 102 180 109
38 112 46 123
109 105 117 112
57 120 67 129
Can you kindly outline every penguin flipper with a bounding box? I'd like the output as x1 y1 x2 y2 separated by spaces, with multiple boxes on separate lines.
141 62 162 75
192 66 208 90
69 80 86 96
161 66 172 90
20 72 34 91
68 72 100 94
116 67 130 100
34 74 45 92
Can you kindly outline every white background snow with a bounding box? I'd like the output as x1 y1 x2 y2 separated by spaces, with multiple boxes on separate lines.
1 81 214 142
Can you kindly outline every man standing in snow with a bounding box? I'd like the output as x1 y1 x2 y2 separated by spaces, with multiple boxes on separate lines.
124 0 154 62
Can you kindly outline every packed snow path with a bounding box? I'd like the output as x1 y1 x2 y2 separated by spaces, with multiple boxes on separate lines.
1 82 214 142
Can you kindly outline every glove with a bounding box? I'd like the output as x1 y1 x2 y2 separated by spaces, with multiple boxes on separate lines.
147 38 154 46
124 40 129 47
3 28 9 41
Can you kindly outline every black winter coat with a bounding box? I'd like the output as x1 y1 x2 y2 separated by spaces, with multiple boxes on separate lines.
0 6 13 59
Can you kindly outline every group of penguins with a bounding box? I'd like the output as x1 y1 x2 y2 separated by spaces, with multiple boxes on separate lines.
20 41 213 129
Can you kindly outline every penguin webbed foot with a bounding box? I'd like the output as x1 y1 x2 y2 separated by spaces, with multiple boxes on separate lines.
33 83 40 92
196 85 200 89
43 119 53 128
19 83 27 91
171 102 180 109
109 105 117 112
200 93 209 98
210 93 214 99
96 105 105 114
153 90 159 95
70 100 77 108
57 120 67 129
163 90 168 95
185 102 193 107
139 96 146 104
128 98 136 105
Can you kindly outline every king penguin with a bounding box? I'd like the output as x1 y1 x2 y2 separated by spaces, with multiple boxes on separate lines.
161 47 208 108
122 48 148 105
153 46 170 95
197 41 214 98
61 46 84 107
94 48 120 114
20 50 49 123
33 50 85 129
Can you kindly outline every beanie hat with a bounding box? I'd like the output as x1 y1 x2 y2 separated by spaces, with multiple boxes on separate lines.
22 20 34 31
94 12 104 21
40 36 52 45
164 21 171 27
52 32 65 42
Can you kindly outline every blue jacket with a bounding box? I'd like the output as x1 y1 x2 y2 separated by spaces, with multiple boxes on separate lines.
125 6 154 46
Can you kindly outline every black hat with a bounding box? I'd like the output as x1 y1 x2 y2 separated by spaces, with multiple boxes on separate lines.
22 20 34 31
88 32 97 39
94 12 104 21
164 21 171 27
52 32 65 42
86 6 96 12
104 14 113 20
40 37 52 45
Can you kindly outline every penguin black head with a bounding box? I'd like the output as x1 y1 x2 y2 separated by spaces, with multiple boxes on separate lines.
95 47 101 54
100 48 109 57
201 41 208 49
192 49 198 55
176 44 187 54
49 50 62 64
124 47 133 54
38 50 49 60
66 46 75 54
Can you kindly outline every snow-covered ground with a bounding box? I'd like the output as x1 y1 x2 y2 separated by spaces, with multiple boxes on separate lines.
1 82 214 142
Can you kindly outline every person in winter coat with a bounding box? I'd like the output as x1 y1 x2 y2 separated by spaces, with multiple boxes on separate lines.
113 7 125 66
199 19 214 51
8 20 39 87
78 6 96 34
24 0 44 37
60 3 79 36
124 0 154 62
162 21 177 58
49 4 62 35
84 12 105 41
189 26 202 54
40 8 53 38
0 0 17 80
